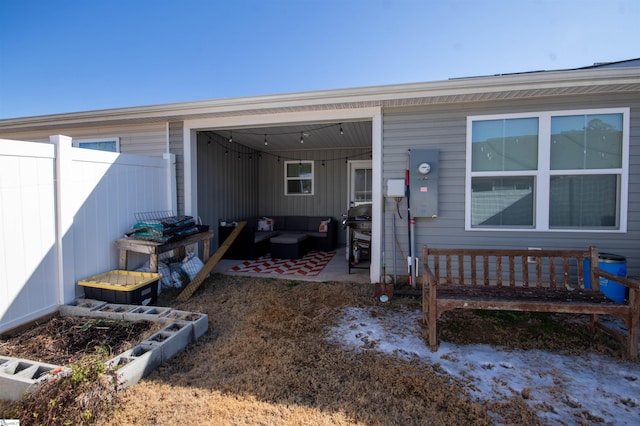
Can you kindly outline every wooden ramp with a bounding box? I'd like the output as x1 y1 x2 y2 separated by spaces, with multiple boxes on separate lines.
177 221 246 301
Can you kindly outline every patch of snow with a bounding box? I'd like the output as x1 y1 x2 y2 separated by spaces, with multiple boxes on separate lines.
329 305 640 425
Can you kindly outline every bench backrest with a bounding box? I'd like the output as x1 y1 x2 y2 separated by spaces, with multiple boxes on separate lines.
422 245 599 289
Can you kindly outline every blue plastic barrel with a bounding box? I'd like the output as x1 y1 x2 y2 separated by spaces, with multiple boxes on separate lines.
583 253 627 303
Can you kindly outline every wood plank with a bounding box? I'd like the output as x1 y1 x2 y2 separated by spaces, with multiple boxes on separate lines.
176 222 246 302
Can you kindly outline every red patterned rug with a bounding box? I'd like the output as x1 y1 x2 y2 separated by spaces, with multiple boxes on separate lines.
229 251 336 277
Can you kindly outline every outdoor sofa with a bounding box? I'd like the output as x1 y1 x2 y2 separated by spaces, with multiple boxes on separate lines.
220 215 337 260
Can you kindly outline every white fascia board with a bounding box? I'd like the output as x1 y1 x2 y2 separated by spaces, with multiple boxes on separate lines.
183 107 382 130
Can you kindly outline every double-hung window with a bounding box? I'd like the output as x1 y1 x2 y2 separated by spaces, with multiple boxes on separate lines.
285 160 314 195
466 108 629 232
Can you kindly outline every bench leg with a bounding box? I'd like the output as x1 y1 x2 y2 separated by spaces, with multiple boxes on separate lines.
428 284 439 351
428 316 438 351
628 289 639 360
629 316 639 360
589 313 599 331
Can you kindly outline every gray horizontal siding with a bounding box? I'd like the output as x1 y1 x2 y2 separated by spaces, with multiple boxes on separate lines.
0 122 167 157
259 148 370 216
382 93 640 277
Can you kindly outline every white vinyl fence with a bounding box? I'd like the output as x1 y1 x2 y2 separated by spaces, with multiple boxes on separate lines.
0 135 176 333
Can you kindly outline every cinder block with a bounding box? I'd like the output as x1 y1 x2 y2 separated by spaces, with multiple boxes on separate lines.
59 298 108 317
160 310 209 339
0 357 62 401
142 321 192 362
123 306 173 322
108 344 161 390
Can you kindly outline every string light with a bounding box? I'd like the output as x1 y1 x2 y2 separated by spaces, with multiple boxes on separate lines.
264 134 268 146
216 122 344 144
202 129 370 165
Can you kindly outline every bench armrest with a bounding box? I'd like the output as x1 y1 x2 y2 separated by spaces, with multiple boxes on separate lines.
593 268 640 290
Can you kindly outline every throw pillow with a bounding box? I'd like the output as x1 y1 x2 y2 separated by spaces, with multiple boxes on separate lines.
319 218 331 233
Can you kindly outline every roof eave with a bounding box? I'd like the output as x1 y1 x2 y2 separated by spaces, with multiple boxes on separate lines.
1 67 639 131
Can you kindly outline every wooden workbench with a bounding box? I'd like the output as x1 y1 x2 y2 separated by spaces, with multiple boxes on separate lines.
115 231 214 272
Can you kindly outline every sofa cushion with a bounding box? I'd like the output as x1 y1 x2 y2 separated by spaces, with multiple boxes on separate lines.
283 216 309 231
255 231 279 243
305 231 329 239
270 233 308 244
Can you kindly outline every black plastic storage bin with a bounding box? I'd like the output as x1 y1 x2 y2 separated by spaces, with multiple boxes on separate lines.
78 270 161 305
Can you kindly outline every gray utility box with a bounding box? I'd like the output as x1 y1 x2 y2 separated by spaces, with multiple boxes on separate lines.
409 149 439 218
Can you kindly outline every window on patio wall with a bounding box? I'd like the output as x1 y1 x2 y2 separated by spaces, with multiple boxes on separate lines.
285 160 314 195
466 108 629 232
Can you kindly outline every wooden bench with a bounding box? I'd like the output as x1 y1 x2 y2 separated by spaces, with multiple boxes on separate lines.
421 245 640 359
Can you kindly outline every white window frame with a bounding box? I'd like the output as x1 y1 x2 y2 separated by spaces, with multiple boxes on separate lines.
284 160 314 196
72 137 120 152
465 108 629 232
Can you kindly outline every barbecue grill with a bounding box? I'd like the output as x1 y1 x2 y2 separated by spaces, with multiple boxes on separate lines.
342 204 372 230
343 204 372 273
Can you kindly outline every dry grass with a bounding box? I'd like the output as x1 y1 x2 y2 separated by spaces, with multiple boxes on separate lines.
101 275 539 425
5 273 626 424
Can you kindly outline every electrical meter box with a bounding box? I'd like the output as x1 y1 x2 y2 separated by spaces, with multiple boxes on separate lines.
409 149 439 218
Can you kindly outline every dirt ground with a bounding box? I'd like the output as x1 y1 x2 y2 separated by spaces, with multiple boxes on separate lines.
1 274 631 425
0 315 160 366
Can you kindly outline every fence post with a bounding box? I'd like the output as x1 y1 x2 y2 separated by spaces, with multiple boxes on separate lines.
50 135 76 304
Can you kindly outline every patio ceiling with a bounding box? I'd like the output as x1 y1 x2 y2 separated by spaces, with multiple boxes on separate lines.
204 120 372 152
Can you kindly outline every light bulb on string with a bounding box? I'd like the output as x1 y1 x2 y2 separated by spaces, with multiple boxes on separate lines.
300 132 304 144
229 131 233 143
339 123 344 135
264 134 268 146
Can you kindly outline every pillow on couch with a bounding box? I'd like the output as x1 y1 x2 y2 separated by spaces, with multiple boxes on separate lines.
318 218 331 232
258 217 275 231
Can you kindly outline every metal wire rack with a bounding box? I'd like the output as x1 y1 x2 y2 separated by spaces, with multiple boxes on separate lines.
128 211 199 243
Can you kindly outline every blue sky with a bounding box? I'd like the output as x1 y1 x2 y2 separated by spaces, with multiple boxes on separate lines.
0 0 638 119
